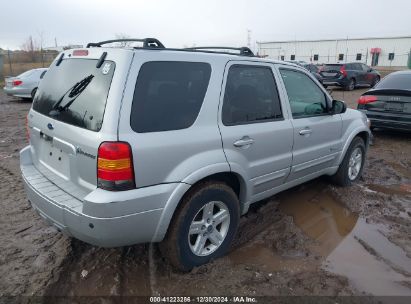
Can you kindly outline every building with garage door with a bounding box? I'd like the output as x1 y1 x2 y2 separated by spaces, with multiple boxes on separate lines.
257 36 411 67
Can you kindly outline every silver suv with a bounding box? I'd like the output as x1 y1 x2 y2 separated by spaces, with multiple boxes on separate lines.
20 38 370 271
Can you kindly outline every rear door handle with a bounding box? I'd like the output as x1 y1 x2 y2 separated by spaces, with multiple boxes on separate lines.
233 136 254 148
299 128 312 136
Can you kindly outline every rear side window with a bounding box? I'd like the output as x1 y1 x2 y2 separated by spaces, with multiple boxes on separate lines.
130 61 211 133
323 64 342 72
33 59 115 132
222 65 283 126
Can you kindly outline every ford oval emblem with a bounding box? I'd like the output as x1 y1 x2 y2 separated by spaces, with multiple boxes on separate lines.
47 123 54 130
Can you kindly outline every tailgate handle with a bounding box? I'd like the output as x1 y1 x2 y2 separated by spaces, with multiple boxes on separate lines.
40 131 53 142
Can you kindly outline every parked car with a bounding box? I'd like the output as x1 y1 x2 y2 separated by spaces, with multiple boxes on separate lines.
20 38 371 271
357 70 411 131
302 63 324 85
3 68 48 100
319 63 380 91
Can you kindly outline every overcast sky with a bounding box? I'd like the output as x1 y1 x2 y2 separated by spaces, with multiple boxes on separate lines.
1 0 410 50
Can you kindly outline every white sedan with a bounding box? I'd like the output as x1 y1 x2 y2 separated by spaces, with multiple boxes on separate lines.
3 68 48 100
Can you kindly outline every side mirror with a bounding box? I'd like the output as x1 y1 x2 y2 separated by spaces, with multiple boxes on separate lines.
331 99 347 114
368 68 373 72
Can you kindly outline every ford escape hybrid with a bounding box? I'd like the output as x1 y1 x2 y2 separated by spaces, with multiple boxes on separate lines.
20 38 371 271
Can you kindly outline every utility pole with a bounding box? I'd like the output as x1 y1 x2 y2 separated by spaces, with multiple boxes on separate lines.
247 29 251 48
365 47 369 65
7 49 12 75
55 37 58 48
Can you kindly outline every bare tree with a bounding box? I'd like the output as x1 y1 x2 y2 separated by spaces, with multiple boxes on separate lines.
21 36 39 61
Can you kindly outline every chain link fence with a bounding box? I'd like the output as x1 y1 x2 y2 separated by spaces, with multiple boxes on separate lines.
1 50 58 80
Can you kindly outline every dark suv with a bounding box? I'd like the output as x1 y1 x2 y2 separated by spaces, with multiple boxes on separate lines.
320 63 380 91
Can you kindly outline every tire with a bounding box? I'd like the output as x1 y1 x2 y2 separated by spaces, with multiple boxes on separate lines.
31 88 37 100
161 182 240 271
331 137 366 187
344 78 355 91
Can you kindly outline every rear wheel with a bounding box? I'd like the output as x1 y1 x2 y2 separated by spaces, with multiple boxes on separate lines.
161 182 240 271
31 88 37 100
331 137 366 186
345 78 355 91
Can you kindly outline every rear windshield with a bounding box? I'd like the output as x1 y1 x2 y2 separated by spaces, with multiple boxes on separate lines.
323 65 342 72
18 70 34 78
375 73 411 90
32 58 115 131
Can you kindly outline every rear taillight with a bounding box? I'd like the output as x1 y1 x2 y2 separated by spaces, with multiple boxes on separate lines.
340 65 347 77
358 95 377 105
97 142 135 191
12 80 22 86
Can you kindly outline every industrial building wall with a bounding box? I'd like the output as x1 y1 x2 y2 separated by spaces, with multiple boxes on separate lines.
258 37 411 67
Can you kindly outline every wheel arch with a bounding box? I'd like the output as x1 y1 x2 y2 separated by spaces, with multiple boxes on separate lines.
154 170 248 242
337 129 370 165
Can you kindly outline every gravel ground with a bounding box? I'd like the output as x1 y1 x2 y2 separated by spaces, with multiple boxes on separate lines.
0 84 410 298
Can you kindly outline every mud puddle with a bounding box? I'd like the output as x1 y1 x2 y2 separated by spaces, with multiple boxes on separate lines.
229 183 411 296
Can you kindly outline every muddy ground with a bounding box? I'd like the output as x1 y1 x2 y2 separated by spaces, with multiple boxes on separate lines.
0 84 410 300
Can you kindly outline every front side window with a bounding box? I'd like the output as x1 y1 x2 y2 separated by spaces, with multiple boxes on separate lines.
130 61 211 133
280 69 328 118
222 65 283 126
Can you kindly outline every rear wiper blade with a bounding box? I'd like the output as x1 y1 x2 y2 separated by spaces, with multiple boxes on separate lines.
49 74 94 116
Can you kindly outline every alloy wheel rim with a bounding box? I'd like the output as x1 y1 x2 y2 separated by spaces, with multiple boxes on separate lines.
188 201 230 257
348 147 362 180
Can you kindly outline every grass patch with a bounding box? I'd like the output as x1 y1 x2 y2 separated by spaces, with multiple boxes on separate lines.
3 62 52 77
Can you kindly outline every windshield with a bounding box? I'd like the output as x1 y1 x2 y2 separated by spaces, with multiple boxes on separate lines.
32 59 115 131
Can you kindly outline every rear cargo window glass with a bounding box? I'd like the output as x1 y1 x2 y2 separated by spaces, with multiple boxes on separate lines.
376 73 411 90
130 61 211 133
32 59 115 132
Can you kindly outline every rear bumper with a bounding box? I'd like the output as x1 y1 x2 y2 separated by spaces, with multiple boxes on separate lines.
322 78 349 87
3 86 31 98
20 146 182 247
359 110 411 131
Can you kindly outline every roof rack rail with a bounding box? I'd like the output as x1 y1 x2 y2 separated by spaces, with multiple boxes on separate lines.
86 38 165 49
184 46 254 57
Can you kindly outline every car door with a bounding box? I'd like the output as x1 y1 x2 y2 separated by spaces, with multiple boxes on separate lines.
361 64 374 85
219 62 294 199
278 67 343 181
